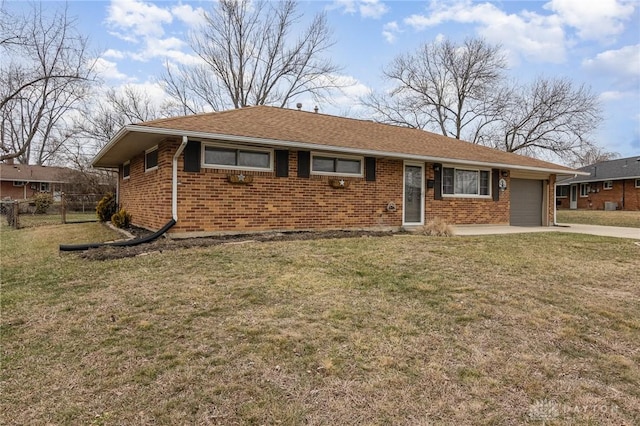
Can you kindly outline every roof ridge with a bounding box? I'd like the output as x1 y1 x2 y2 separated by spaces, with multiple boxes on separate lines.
138 109 234 126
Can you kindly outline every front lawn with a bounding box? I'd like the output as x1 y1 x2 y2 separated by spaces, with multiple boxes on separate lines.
1 223 639 424
557 209 640 228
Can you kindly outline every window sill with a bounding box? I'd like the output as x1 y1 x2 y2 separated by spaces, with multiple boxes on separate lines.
442 194 492 199
202 164 272 173
311 171 363 178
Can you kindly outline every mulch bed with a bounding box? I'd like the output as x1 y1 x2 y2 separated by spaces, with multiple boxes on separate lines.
76 228 404 261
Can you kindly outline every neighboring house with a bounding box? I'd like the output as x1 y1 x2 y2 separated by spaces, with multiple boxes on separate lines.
0 160 72 201
92 106 582 236
556 156 640 211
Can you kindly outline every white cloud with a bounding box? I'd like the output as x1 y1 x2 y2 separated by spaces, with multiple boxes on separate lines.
171 4 207 27
403 1 567 64
582 44 640 81
103 49 125 60
328 0 357 14
93 57 132 81
130 36 202 65
104 0 203 66
329 74 372 112
382 21 400 43
294 74 371 115
359 0 388 19
598 91 628 102
105 0 173 41
117 82 172 108
544 0 635 41
328 0 388 19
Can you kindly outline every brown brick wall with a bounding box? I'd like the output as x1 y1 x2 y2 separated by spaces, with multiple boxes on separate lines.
547 175 555 226
118 142 559 233
425 166 511 225
0 181 58 200
118 139 174 230
557 180 640 211
173 153 403 233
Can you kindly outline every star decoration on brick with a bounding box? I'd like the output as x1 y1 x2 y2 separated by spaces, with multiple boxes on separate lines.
339 179 345 186
237 174 245 182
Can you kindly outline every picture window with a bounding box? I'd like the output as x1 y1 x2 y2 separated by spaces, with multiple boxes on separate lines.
442 167 490 196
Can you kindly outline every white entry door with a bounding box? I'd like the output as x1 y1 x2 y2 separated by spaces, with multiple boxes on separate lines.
570 184 577 209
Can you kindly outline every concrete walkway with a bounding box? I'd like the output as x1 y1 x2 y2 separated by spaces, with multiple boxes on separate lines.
453 223 640 240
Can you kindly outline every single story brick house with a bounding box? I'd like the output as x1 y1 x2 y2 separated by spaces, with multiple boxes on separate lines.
556 156 640 211
0 160 71 201
92 106 582 236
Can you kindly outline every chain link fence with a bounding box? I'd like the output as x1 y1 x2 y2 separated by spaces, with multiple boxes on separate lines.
1 193 102 229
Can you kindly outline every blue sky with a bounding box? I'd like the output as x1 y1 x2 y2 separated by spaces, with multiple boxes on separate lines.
11 0 640 159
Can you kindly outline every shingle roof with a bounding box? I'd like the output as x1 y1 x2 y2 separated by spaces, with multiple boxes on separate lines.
0 164 72 183
95 105 577 173
558 156 640 184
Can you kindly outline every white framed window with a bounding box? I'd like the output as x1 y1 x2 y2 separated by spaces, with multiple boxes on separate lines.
202 142 273 171
556 185 569 198
635 178 640 188
145 146 158 171
603 180 613 190
442 167 490 197
311 152 363 176
123 161 130 179
580 183 589 197
13 181 26 187
39 182 50 192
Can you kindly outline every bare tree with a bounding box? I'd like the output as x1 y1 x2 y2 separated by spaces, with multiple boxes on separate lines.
72 85 164 157
494 77 602 161
0 3 95 164
362 38 507 142
161 0 343 113
570 146 619 168
363 37 604 164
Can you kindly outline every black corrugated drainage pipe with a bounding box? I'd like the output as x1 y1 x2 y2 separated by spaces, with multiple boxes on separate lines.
59 219 176 252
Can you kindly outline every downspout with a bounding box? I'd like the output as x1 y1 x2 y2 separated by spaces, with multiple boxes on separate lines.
172 136 189 221
116 169 120 205
553 180 557 225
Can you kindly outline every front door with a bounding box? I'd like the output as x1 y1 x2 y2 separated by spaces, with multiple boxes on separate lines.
403 163 424 225
570 184 577 209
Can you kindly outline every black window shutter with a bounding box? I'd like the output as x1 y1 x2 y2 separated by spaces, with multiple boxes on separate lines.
365 157 376 182
492 169 500 201
183 141 201 172
298 151 310 178
433 163 443 200
275 150 289 177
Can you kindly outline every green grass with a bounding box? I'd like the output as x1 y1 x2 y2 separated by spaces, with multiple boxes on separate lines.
1 223 639 424
557 209 640 228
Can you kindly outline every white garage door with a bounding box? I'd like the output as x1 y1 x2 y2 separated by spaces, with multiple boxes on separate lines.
510 179 543 226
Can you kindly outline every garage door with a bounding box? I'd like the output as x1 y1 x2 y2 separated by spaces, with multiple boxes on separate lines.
510 179 543 226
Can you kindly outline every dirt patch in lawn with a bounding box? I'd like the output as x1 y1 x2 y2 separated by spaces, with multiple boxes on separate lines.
77 229 405 261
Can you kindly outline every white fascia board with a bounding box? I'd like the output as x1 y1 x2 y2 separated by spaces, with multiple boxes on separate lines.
91 125 132 167
116 125 586 176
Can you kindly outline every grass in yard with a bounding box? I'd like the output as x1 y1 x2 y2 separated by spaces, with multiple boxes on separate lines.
557 209 640 228
4 211 98 228
1 224 639 424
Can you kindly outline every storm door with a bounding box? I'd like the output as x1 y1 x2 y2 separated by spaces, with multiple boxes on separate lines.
570 184 578 209
403 163 424 225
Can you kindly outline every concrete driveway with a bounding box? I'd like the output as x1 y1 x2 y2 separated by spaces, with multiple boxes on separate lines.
453 223 640 239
